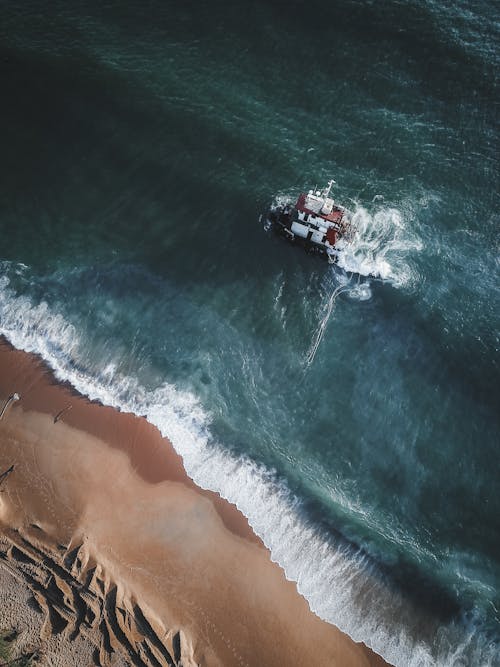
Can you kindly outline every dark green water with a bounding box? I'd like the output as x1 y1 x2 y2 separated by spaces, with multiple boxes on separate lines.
1 2 499 664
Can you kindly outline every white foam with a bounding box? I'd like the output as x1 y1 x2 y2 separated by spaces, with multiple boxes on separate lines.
336 204 423 289
0 270 496 667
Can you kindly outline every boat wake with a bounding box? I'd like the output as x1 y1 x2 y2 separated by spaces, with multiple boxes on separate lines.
305 280 352 366
335 203 423 289
303 201 422 365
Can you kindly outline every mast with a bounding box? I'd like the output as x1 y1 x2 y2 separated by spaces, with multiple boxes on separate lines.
322 179 336 198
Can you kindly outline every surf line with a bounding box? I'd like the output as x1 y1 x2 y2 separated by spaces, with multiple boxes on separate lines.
304 276 354 367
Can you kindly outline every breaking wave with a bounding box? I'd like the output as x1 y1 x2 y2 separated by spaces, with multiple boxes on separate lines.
0 269 497 667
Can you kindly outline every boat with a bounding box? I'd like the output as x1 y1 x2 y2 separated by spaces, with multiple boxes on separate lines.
264 180 356 263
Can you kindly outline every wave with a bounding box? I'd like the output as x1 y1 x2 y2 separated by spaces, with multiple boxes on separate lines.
0 268 497 667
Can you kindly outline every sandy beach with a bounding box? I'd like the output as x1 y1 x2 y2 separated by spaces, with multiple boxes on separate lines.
0 336 389 666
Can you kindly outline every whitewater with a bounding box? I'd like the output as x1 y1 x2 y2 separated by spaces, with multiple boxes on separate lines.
1 268 496 667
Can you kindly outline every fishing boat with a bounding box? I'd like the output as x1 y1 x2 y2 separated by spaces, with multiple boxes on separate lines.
264 180 355 263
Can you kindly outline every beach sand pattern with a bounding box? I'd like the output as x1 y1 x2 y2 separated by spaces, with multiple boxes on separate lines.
0 339 385 667
0 530 192 667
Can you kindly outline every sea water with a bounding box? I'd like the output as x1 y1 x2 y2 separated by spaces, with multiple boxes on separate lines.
0 2 499 664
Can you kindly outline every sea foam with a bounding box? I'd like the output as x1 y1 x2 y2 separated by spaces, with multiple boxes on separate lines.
336 204 423 290
0 270 497 667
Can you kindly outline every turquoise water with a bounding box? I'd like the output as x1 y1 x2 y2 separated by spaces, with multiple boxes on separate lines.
0 2 499 664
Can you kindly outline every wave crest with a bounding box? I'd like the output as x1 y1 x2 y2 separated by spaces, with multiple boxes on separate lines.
0 268 497 667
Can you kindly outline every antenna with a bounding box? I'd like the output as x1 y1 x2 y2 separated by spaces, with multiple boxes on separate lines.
323 179 336 198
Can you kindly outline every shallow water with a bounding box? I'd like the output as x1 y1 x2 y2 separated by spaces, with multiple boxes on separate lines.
1 1 499 664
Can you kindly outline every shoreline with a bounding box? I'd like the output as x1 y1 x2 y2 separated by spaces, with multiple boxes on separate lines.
0 335 390 666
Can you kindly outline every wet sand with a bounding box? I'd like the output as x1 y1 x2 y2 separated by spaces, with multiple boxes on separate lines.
0 336 390 666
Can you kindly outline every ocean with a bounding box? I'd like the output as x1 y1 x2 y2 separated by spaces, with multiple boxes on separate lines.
0 1 499 664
